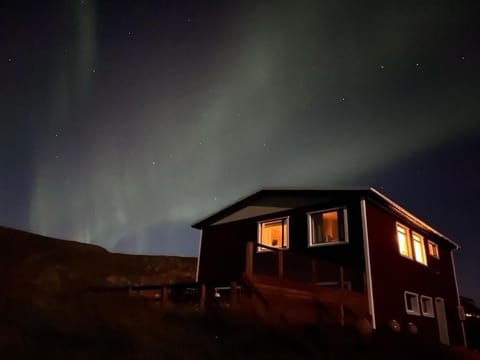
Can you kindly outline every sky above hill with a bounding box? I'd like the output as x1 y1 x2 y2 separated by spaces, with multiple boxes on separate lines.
1 0 479 301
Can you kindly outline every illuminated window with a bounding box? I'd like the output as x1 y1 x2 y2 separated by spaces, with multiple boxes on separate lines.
396 224 412 259
308 208 348 246
420 296 435 318
404 291 420 315
427 241 440 259
412 232 427 265
258 218 288 251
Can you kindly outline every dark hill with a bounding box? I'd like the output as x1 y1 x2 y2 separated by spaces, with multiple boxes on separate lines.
0 226 196 297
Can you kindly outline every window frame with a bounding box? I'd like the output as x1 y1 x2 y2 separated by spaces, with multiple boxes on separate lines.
307 207 349 247
396 223 413 260
404 291 421 316
427 240 440 259
412 231 428 266
420 295 435 318
257 216 289 252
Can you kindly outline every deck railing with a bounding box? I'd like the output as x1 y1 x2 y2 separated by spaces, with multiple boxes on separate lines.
244 241 368 326
246 241 365 292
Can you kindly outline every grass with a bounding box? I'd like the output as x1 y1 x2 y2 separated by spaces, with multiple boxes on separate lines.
2 291 479 359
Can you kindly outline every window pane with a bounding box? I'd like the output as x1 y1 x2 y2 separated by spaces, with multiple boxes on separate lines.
405 292 420 315
421 296 435 317
311 210 342 244
412 233 427 265
428 241 439 259
397 224 412 259
259 219 287 249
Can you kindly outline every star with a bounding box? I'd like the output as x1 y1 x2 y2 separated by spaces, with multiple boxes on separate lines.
152 161 156 165
8 58 12 62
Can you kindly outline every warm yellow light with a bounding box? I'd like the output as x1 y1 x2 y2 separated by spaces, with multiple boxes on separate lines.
412 232 427 265
322 211 339 242
260 219 287 249
427 241 439 259
396 224 412 259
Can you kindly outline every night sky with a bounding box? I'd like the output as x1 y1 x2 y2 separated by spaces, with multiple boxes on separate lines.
1 1 479 302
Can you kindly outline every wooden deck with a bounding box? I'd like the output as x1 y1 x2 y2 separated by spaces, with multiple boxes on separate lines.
240 242 370 326
242 272 368 326
101 241 371 328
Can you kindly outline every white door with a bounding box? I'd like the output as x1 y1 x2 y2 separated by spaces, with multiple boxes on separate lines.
435 297 450 345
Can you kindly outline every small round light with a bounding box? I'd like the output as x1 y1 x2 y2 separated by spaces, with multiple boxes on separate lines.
388 319 401 332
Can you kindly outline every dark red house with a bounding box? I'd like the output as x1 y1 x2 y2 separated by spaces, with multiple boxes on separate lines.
192 187 466 346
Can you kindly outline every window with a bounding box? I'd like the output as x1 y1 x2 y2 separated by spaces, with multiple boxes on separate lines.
396 223 412 259
404 291 420 315
258 217 289 251
412 232 427 265
420 296 435 317
308 208 348 246
427 241 440 259
396 223 428 266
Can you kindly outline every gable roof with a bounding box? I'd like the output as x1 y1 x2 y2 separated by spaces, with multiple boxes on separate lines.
191 187 459 249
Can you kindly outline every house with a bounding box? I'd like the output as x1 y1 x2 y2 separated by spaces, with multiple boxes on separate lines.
192 187 466 347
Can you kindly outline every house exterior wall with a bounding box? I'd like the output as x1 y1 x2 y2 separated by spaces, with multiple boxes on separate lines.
198 197 366 290
197 219 256 283
365 199 464 346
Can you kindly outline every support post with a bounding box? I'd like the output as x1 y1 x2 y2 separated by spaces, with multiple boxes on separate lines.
278 250 284 280
200 284 206 312
246 242 254 277
311 258 317 284
339 266 345 326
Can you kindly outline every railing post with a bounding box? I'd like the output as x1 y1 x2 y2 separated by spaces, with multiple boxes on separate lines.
340 266 344 290
230 281 238 308
246 242 254 277
311 258 317 284
278 250 284 280
162 286 169 306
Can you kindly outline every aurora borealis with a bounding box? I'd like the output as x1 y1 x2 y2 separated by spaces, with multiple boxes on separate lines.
1 1 479 301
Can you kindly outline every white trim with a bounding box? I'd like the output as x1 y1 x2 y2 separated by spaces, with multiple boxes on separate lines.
396 222 413 260
360 198 376 329
411 231 428 266
451 251 467 347
257 216 290 252
404 291 421 315
307 207 349 247
195 230 202 283
420 295 435 318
